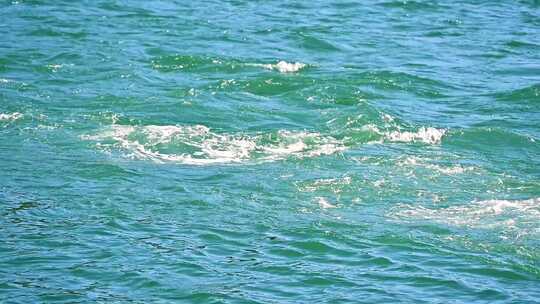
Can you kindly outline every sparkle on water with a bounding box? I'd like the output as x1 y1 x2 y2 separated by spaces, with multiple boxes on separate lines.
1 1 539 303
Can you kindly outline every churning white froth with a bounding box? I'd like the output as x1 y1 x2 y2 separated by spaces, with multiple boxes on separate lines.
386 127 446 144
0 112 23 121
83 124 346 165
358 124 447 145
391 198 540 239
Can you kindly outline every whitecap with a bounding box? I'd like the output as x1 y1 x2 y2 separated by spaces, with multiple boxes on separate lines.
83 124 346 165
0 112 23 121
386 127 446 144
425 163 472 175
254 61 306 73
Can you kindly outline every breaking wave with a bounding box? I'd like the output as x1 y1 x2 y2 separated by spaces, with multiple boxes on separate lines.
82 124 346 165
150 54 307 74
385 127 446 144
0 112 23 121
245 61 307 73
260 61 306 73
82 122 451 165
356 124 447 145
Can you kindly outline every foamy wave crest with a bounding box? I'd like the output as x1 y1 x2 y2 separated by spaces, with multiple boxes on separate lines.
397 156 474 175
82 125 346 165
0 112 23 121
258 61 306 73
392 198 540 239
386 127 446 144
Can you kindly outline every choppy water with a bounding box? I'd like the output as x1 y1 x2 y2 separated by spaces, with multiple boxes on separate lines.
1 1 540 303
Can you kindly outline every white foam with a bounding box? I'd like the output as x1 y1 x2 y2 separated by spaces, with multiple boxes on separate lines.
316 197 336 209
261 130 346 160
386 127 446 144
392 198 540 238
83 124 346 165
425 164 471 175
349 125 446 145
396 156 473 175
261 61 306 73
298 176 352 193
0 112 23 121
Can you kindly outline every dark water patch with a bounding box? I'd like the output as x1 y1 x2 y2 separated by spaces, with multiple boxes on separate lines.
225 74 315 97
345 70 453 99
150 54 248 74
26 27 87 39
279 2 310 10
74 162 137 181
494 66 540 76
97 1 154 16
446 127 539 177
330 2 362 9
505 40 540 49
448 127 538 149
235 70 455 103
455 266 532 281
493 84 540 103
295 32 341 52
424 30 464 37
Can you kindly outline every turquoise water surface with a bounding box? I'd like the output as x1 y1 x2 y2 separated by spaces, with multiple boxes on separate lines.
1 1 540 303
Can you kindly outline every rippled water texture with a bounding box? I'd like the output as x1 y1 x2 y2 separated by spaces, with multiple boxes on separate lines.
1 1 540 303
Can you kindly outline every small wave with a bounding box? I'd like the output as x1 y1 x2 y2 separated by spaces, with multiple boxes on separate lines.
83 124 345 165
386 127 446 144
0 112 23 121
151 55 307 74
150 54 244 73
257 61 306 73
493 83 539 103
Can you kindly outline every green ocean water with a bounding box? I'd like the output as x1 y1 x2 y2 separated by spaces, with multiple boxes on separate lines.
1 0 540 303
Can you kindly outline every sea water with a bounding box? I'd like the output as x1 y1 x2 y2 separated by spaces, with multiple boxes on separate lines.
1 1 539 303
